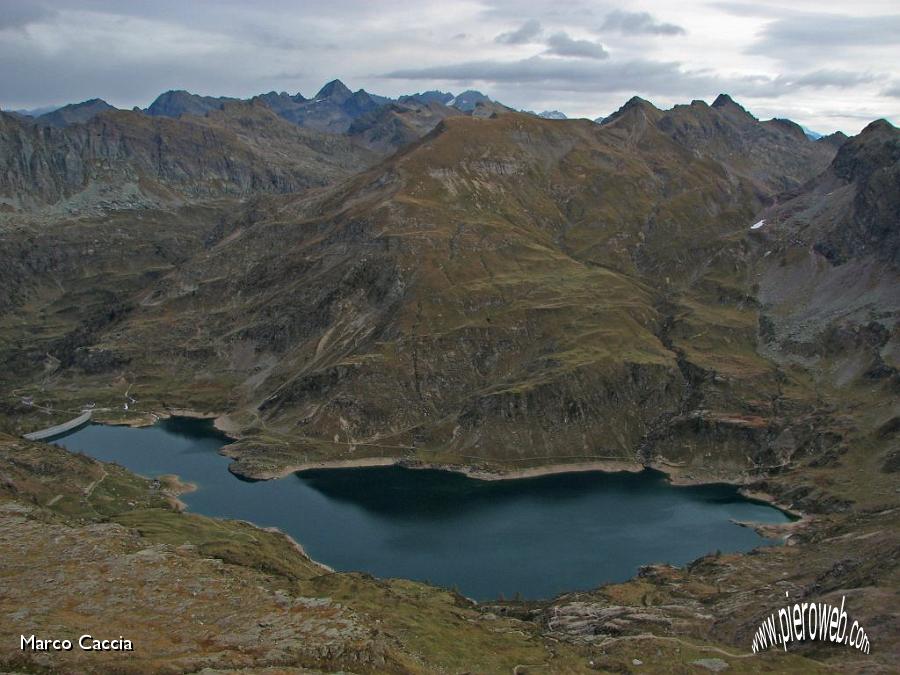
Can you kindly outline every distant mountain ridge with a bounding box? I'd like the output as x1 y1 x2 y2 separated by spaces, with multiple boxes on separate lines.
135 81 496 141
7 83 851 151
0 88 847 215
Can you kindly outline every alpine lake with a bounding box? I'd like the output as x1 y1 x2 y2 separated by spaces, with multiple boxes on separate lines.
54 417 792 600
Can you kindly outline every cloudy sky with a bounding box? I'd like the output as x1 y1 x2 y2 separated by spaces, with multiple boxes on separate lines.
1 0 897 134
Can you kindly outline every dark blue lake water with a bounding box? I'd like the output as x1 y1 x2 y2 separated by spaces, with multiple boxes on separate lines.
54 417 790 599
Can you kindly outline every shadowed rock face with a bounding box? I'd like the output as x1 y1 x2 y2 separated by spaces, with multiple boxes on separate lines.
826 120 900 263
817 130 849 150
760 119 899 267
753 119 899 397
450 90 492 112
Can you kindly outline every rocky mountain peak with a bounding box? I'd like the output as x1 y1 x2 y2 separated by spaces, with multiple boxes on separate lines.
711 93 755 120
817 131 849 149
147 90 193 110
622 95 654 110
767 117 808 141
601 96 660 126
711 93 736 108
36 98 115 128
315 79 353 103
860 118 899 136
832 118 899 183
146 90 238 118
800 117 900 265
404 90 454 105
449 90 491 112
258 90 307 104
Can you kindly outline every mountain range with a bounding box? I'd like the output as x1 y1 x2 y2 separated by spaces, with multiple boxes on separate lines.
5 80 496 134
0 82 897 672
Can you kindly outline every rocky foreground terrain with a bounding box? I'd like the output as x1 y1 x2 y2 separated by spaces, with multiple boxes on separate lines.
0 88 897 672
3 433 890 673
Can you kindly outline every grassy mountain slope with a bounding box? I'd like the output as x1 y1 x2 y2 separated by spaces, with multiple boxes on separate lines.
1 106 844 482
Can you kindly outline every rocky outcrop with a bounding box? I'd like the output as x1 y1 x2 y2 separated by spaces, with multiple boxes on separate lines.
754 119 899 399
824 119 900 265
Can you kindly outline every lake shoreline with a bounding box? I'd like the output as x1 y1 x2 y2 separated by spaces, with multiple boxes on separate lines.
51 415 798 601
226 456 647 482
92 410 805 526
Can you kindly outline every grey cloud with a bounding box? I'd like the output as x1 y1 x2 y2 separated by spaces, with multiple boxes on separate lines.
495 19 542 44
819 108 897 121
545 33 608 60
0 2 55 29
383 56 718 96
727 69 884 97
270 70 306 81
749 13 900 56
0 0 894 135
722 69 882 98
600 10 684 36
709 3 792 18
789 70 878 88
383 57 882 101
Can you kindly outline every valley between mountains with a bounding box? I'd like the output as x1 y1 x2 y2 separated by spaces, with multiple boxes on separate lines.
0 84 897 672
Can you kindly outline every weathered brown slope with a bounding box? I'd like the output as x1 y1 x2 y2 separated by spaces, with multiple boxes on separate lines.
0 203 232 384
0 99 861 484
27 110 816 479
0 101 377 213
94 115 682 474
